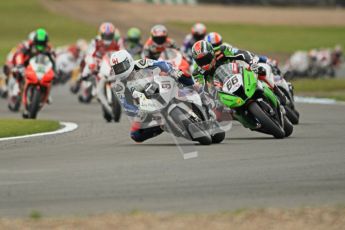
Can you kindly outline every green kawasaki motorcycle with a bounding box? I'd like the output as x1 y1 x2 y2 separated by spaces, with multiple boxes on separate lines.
214 63 293 139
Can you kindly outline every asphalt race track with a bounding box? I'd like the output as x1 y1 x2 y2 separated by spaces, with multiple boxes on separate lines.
0 86 344 217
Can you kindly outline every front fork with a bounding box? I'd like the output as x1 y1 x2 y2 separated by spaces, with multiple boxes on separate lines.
23 84 49 109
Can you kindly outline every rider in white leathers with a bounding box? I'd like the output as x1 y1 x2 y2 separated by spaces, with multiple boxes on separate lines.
109 50 194 142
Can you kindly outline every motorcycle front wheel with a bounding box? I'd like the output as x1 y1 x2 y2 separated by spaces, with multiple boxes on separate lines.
169 107 212 145
248 102 285 139
27 86 41 119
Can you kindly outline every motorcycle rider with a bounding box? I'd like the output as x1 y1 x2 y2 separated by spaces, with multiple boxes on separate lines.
109 50 194 142
142 24 178 60
123 27 143 59
181 23 207 62
71 22 121 95
2 31 36 93
13 28 56 117
192 40 280 126
201 34 287 104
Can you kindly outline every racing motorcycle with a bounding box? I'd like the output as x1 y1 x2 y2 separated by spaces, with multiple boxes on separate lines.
97 52 122 122
55 51 78 84
6 74 22 112
159 48 190 74
258 63 300 124
78 73 97 104
22 54 54 119
121 67 225 145
215 63 293 138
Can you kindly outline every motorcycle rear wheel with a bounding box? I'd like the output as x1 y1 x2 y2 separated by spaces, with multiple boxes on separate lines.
283 116 294 137
285 106 299 125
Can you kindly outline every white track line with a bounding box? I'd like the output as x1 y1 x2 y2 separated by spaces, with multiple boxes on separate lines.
295 96 345 106
0 122 78 142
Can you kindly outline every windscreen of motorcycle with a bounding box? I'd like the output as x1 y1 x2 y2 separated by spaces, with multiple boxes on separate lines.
30 54 52 80
127 68 156 93
214 63 239 83
214 63 244 94
158 48 182 67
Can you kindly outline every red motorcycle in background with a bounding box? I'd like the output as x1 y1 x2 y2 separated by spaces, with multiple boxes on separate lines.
22 54 54 119
159 48 191 75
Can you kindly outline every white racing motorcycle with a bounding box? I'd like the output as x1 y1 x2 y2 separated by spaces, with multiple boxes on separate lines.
258 63 300 125
97 52 122 122
7 74 21 112
123 67 225 145
55 51 78 84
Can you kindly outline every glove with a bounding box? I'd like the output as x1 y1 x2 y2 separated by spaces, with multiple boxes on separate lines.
169 69 184 80
250 63 260 74
154 61 173 73
250 55 260 65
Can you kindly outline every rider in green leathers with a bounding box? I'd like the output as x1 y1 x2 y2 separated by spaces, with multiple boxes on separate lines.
191 40 268 128
123 27 143 59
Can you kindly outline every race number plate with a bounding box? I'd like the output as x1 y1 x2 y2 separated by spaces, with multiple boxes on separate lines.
222 74 243 94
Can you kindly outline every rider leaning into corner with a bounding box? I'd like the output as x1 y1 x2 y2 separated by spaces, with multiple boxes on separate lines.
199 32 287 104
71 22 122 95
142 24 179 60
13 28 56 118
191 39 269 123
1 31 36 98
109 50 194 143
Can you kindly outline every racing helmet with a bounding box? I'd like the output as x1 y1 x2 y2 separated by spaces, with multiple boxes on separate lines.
192 40 216 71
33 28 49 52
191 23 207 41
110 50 135 81
28 31 36 41
205 32 223 49
127 27 141 43
99 22 115 46
151 24 168 45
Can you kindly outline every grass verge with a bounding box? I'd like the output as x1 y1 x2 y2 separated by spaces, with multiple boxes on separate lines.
170 22 345 54
291 78 345 101
0 0 94 63
0 206 344 229
0 119 60 138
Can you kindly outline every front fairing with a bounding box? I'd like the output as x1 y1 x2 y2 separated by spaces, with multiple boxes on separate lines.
214 64 257 109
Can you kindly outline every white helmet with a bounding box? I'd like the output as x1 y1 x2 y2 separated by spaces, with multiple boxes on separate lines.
28 31 36 41
110 50 135 81
191 23 207 41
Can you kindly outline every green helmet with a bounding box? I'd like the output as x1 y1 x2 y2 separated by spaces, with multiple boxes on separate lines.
127 27 141 43
34 28 49 51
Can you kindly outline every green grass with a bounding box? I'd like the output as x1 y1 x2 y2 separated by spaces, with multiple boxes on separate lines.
0 119 60 138
29 210 42 220
292 78 345 101
0 0 95 63
171 22 345 54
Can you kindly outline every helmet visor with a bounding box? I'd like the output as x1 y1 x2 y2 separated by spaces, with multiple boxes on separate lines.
101 33 114 41
35 40 47 51
193 33 205 41
152 36 167 45
128 37 140 43
195 53 214 67
112 58 131 75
